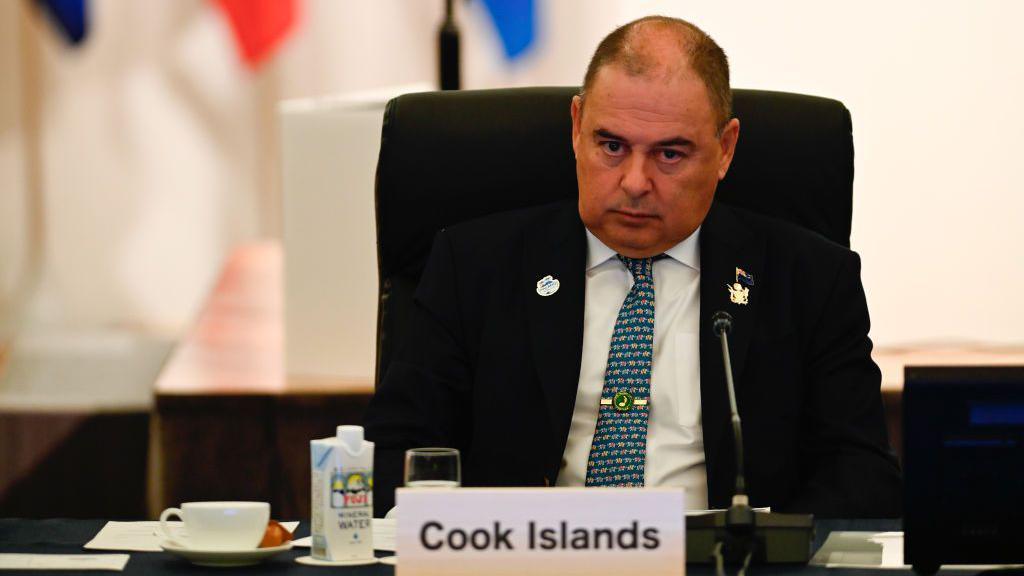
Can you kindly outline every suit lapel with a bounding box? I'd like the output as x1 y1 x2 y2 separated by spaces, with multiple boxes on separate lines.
523 201 587 478
699 202 765 507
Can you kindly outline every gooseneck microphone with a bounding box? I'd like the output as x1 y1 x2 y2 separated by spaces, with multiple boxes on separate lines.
711 311 756 572
712 311 747 503
684 311 813 570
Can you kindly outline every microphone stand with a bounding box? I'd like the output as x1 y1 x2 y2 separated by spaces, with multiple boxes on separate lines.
714 311 756 572
438 0 460 90
686 312 814 569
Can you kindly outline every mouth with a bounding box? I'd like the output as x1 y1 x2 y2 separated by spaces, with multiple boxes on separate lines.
611 209 658 223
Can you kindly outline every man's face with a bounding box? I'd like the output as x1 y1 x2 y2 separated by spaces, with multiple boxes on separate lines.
571 63 740 257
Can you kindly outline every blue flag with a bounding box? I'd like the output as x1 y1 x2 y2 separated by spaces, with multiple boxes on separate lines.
480 0 535 61
37 0 88 45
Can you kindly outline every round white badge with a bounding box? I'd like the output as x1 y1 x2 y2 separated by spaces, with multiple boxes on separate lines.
536 275 560 296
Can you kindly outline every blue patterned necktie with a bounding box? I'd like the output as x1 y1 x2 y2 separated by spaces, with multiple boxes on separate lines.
586 255 657 487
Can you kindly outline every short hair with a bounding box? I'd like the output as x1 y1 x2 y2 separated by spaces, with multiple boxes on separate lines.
580 16 732 130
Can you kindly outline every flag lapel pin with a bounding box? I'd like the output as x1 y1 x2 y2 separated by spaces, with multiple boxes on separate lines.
726 266 753 305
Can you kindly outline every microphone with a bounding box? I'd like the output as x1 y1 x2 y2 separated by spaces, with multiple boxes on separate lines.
711 310 733 337
685 311 814 567
711 311 756 564
711 311 748 505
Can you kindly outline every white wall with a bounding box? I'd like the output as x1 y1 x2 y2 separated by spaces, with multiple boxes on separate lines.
619 1 1024 346
1 0 1021 357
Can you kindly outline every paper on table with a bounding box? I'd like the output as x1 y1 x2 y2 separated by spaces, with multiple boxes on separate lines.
289 512 752 552
686 507 770 516
0 553 129 571
83 521 301 552
373 518 396 551
810 531 1024 570
291 518 395 552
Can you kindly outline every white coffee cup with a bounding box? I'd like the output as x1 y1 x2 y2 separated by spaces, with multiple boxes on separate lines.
159 501 270 550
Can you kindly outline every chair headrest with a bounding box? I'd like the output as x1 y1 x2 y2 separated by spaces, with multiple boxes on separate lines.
376 87 853 283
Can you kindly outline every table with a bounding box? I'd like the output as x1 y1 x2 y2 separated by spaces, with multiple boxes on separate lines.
0 518 918 576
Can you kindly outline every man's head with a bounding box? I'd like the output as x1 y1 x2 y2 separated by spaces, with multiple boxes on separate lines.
572 16 740 257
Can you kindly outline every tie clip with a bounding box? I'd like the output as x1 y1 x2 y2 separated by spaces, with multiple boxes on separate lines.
600 391 648 412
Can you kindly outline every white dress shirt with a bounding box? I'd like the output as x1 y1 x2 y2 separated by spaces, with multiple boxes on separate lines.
556 228 708 509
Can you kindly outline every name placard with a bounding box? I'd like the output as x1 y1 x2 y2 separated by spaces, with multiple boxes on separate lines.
396 487 684 576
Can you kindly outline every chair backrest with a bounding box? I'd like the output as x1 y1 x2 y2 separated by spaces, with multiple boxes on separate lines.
374 87 854 384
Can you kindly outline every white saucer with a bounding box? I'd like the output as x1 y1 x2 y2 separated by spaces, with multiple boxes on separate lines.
379 555 397 565
160 541 293 567
295 555 379 567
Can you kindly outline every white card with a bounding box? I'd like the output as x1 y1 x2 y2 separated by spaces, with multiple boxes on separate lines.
396 487 684 576
0 553 129 571
83 521 300 552
372 518 396 551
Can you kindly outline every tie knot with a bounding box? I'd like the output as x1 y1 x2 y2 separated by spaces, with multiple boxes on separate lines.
617 255 661 280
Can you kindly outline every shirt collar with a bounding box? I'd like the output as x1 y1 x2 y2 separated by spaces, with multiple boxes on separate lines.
585 227 701 272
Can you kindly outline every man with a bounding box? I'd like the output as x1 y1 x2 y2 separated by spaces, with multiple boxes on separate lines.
364 16 901 517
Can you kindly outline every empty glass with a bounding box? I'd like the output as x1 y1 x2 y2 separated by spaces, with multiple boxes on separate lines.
404 447 461 488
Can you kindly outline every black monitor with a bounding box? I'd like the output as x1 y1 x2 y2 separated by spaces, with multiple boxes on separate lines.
903 365 1024 574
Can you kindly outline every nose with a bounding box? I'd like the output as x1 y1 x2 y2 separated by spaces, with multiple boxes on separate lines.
619 152 651 197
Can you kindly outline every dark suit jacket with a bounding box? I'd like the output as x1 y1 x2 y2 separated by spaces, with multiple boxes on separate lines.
364 199 901 517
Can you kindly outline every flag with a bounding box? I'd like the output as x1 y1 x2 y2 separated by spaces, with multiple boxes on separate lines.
36 0 88 45
735 267 754 286
214 0 298 68
480 0 536 61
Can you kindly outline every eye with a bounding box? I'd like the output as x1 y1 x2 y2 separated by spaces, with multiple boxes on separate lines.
658 148 685 163
600 141 626 156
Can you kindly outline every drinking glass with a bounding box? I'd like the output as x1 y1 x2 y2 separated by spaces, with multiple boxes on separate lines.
404 447 461 488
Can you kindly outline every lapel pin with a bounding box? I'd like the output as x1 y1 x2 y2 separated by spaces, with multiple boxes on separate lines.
536 275 560 297
735 267 754 286
726 267 753 305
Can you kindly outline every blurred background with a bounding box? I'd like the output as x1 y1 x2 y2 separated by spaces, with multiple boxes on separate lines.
1 0 1022 519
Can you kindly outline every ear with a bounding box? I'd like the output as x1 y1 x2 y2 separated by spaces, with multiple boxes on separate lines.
571 95 583 158
716 118 740 180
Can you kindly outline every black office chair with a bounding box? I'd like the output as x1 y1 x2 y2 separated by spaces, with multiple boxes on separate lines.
374 87 854 386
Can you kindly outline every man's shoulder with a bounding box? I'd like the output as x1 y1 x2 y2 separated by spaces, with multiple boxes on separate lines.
440 199 579 256
719 203 854 261
444 199 576 235
709 204 863 316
